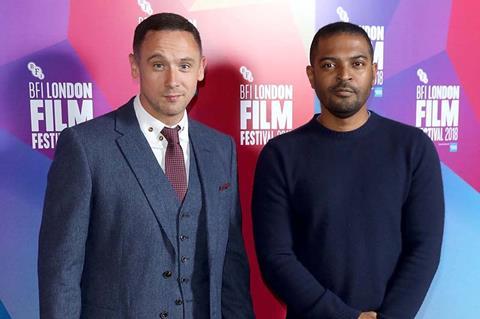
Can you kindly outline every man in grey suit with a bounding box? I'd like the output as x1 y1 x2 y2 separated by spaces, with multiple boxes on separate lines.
38 12 254 319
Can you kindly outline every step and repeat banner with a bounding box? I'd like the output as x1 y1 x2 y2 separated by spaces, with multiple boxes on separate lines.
1 0 479 318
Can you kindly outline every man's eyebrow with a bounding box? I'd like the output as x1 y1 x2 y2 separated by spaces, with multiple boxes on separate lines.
318 56 337 62
350 55 369 60
317 55 370 62
146 55 196 63
147 54 165 61
179 57 195 63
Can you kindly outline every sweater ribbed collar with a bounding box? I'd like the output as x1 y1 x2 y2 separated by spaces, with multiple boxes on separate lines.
308 110 380 139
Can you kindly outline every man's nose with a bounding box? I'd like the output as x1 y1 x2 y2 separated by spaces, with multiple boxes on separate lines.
336 65 352 81
165 68 179 87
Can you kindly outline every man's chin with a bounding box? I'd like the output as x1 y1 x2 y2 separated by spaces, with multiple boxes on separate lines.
326 106 361 119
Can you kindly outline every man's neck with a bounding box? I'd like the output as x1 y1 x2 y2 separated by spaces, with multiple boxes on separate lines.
317 108 370 132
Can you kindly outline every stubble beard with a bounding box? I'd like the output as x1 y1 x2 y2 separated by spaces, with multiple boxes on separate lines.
323 96 363 119
318 81 372 119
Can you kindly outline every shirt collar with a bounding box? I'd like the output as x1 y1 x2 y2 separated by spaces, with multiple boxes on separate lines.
133 95 189 144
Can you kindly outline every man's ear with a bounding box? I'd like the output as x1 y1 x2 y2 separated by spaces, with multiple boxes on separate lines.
129 53 139 79
306 65 315 89
371 62 378 86
197 56 207 81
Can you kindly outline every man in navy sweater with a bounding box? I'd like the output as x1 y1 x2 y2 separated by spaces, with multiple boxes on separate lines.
252 22 444 319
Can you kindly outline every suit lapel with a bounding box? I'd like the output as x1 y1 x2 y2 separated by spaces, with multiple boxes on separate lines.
114 100 178 253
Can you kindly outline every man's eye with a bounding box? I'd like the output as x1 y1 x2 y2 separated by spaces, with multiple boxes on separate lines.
180 64 191 71
353 61 365 68
153 63 164 70
321 63 335 69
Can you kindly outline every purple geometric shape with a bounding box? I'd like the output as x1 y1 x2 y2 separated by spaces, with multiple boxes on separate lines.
370 51 480 191
371 52 457 125
385 0 452 79
447 0 480 120
0 40 113 159
0 0 69 66
315 0 399 27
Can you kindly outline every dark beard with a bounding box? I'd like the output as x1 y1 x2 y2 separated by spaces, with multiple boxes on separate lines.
317 82 367 119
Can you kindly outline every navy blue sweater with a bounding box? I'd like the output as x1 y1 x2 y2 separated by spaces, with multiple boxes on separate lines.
252 112 444 319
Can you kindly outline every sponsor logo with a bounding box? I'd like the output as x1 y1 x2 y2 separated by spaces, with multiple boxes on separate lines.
415 68 460 148
239 67 293 146
28 62 94 149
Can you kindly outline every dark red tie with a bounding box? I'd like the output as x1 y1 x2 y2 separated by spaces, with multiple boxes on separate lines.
161 126 187 201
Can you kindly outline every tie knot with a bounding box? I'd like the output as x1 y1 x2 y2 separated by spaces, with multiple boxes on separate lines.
161 126 181 144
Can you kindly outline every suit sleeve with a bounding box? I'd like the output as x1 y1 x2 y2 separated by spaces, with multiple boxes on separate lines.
38 128 92 318
221 137 255 318
378 134 444 319
252 142 360 319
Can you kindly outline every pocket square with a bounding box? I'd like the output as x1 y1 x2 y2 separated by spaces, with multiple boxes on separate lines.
218 183 231 192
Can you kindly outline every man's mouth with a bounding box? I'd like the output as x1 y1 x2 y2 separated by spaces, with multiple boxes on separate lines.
332 88 355 97
164 94 182 102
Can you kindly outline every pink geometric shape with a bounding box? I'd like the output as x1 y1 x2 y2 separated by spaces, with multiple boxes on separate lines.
68 0 190 109
447 0 480 121
385 0 452 79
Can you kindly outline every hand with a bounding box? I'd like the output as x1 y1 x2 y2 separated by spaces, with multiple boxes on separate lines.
358 311 377 319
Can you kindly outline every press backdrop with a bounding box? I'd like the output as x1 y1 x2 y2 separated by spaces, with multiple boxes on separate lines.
1 0 479 318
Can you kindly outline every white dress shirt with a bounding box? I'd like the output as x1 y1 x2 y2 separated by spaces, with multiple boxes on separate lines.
133 95 190 182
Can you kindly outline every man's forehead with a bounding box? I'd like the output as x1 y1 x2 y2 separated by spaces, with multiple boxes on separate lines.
315 33 372 58
138 30 202 57
143 29 196 44
318 33 370 47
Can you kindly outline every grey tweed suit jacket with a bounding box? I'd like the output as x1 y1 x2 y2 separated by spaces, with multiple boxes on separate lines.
38 98 254 318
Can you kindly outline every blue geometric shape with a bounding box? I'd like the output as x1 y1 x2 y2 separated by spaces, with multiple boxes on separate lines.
0 129 50 319
416 163 480 318
0 299 11 319
314 0 399 27
314 96 321 114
